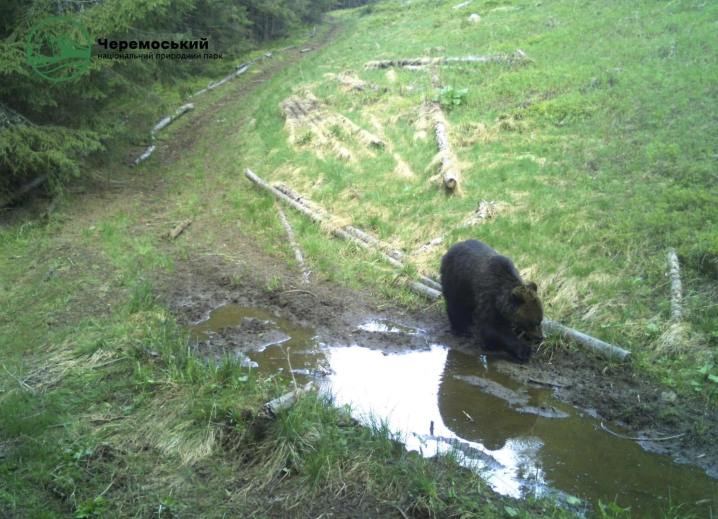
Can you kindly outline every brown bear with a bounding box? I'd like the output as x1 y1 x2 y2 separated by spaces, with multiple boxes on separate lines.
440 239 543 360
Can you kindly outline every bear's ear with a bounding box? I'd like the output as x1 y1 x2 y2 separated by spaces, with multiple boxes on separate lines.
510 287 525 304
527 282 538 292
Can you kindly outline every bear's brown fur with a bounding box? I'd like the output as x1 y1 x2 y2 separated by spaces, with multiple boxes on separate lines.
440 239 543 360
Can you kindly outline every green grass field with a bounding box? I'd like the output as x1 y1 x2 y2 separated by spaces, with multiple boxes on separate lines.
219 0 718 394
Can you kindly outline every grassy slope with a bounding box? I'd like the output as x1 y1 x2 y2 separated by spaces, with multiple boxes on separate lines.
1 0 717 517
229 0 718 396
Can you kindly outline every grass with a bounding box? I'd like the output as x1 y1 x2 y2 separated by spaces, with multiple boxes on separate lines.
1 0 717 517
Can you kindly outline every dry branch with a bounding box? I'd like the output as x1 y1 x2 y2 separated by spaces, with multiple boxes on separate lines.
279 208 310 284
667 249 683 321
151 103 194 136
246 170 440 296
259 381 317 418
168 219 192 240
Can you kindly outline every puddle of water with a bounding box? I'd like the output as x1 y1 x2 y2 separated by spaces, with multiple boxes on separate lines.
191 308 718 515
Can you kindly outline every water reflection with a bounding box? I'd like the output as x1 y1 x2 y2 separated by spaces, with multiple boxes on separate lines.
191 307 717 515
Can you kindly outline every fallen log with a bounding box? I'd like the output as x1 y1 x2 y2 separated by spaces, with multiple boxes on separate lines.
542 320 631 361
300 48 314 53
168 219 192 240
151 104 194 136
259 381 316 418
0 175 50 209
667 249 682 321
432 109 460 190
394 274 631 360
273 182 405 261
365 55 497 69
452 0 472 8
131 145 156 167
245 169 441 295
279 208 310 284
191 62 254 98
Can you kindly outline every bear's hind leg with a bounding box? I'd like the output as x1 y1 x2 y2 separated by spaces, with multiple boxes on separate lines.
445 299 473 337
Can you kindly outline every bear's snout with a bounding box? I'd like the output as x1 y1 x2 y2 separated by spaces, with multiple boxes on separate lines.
525 326 544 341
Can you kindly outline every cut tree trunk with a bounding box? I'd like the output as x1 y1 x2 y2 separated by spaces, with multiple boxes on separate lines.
542 320 631 361
151 104 194 136
273 182 405 262
667 249 682 321
433 111 460 190
191 62 254 98
131 145 156 167
168 219 193 240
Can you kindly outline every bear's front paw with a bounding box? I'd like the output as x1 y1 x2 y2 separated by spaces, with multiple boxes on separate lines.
514 342 534 361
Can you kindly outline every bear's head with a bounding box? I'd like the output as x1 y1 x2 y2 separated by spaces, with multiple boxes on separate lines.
508 282 544 341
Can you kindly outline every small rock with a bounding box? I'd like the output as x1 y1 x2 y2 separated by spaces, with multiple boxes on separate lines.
468 13 481 22
661 390 677 403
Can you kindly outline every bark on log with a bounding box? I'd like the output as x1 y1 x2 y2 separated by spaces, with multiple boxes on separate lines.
433 115 460 190
260 381 316 418
279 208 310 284
273 183 332 219
0 175 49 209
667 249 683 321
274 182 404 261
542 319 631 361
151 104 194 136
131 145 156 167
168 219 193 240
